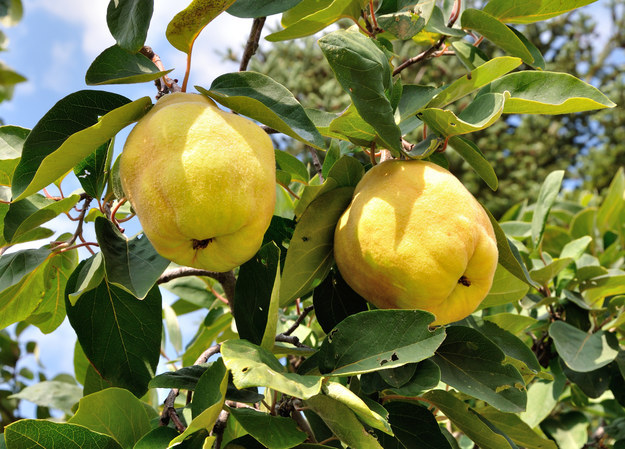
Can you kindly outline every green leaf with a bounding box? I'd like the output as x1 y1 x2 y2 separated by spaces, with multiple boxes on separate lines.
328 105 378 147
476 405 557 449
432 326 526 413
582 274 625 306
234 242 281 350
275 150 309 184
424 5 466 37
0 0 23 26
509 27 545 70
68 387 151 448
478 71 616 114
221 339 323 399
541 412 589 449
67 252 105 305
149 363 210 390
8 380 82 415
485 207 539 288
106 0 153 52
397 84 440 123
312 268 368 334
377 9 428 40
228 407 307 449
182 311 232 366
163 302 182 353
303 394 383 449
227 0 302 18
319 30 402 154
465 317 541 373
322 381 392 434
422 390 514 449
448 136 498 190
86 45 172 86
531 170 564 248
530 258 573 284
0 248 52 328
26 249 79 334
65 261 162 397
199 72 325 150
519 362 566 428
420 92 507 138
549 321 619 372
318 310 446 376
0 61 26 86
5 420 122 449
460 9 534 64
265 0 363 41
451 41 489 71
479 264 530 310
134 427 179 449
94 217 170 299
3 194 80 243
376 401 452 449
166 0 236 54
426 57 521 109
279 186 354 306
596 167 625 234
483 0 597 24
12 92 151 201
74 140 113 199
191 359 228 419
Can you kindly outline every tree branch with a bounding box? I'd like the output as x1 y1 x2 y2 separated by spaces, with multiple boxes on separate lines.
307 146 324 182
157 267 236 308
240 17 267 71
284 305 314 336
393 36 446 76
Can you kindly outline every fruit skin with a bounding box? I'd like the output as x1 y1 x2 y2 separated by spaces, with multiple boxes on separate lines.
333 160 498 325
120 92 276 272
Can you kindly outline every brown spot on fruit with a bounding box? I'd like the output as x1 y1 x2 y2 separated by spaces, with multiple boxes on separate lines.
458 275 471 287
192 238 213 250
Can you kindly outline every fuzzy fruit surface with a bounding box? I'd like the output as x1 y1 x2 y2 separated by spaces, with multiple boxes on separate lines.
334 160 498 325
120 92 276 272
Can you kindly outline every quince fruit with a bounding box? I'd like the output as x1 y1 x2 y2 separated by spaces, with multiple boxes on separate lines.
334 160 498 325
120 92 276 272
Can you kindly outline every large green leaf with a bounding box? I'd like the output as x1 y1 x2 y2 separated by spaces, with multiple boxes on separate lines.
5 420 122 449
65 260 162 397
483 0 597 24
530 257 573 285
266 0 364 41
221 339 323 399
519 362 566 428
318 310 446 376
279 186 354 306
0 247 52 328
149 363 210 390
596 167 625 234
199 72 325 150
86 45 172 85
304 394 383 449
8 380 82 415
479 71 616 114
11 92 150 201
228 407 307 449
322 381 392 434
68 388 152 449
166 0 236 54
74 140 113 199
375 401 452 449
549 321 619 372
432 326 527 413
26 249 79 333
420 92 507 138
476 405 558 449
227 0 303 18
94 217 170 299
3 193 79 243
531 170 564 249
426 57 521 109
170 359 228 446
448 136 498 190
422 390 514 449
319 30 402 154
479 264 530 310
234 242 281 350
581 274 625 306
461 9 534 64
106 0 153 52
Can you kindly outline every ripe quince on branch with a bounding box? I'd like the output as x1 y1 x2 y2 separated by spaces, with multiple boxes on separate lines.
120 92 276 272
334 160 498 325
